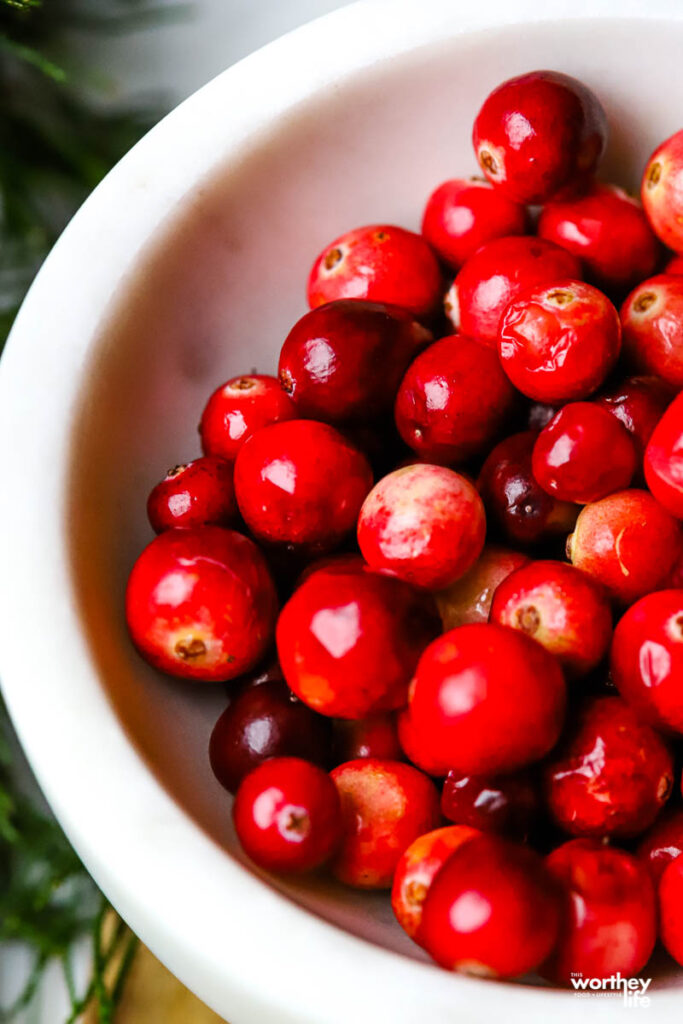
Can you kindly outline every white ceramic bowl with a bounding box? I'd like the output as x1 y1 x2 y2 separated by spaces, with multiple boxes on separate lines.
3 1 683 1020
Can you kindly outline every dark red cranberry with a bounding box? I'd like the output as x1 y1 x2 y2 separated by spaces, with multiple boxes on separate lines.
147 456 237 533
660 856 683 966
332 714 402 764
621 275 683 389
645 392 683 518
637 808 683 884
436 545 529 631
200 374 296 461
441 770 538 838
641 129 683 255
594 374 672 458
525 401 561 431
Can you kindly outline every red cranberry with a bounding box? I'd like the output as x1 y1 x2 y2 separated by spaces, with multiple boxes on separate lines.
532 403 637 504
146 456 237 533
357 464 485 590
594 374 672 458
667 254 683 275
332 714 402 764
125 526 278 682
232 757 341 873
421 178 527 269
396 707 452 778
391 825 480 940
659 856 683 966
307 224 442 319
641 129 683 254
538 183 660 294
645 392 683 518
477 431 578 547
499 280 621 402
544 695 674 838
408 623 566 776
330 758 441 888
276 566 439 719
567 489 683 604
490 560 612 677
419 834 561 978
543 839 656 983
234 419 372 554
445 236 582 346
200 374 296 461
621 275 683 388
441 770 538 838
436 545 529 631
278 300 431 424
638 809 683 884
394 334 517 464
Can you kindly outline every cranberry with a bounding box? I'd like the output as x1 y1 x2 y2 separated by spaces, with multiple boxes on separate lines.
146 456 237 533
594 374 672 458
441 770 538 838
621 274 683 388
394 334 517 464
490 559 612 677
544 695 673 838
307 224 442 319
525 401 561 431
667 254 683 275
357 464 485 590
232 757 341 873
499 280 621 402
396 708 452 778
659 856 683 966
638 808 683 884
125 526 278 682
421 178 527 269
645 392 683 518
234 419 372 554
391 825 480 940
641 129 683 254
538 183 660 294
543 839 656 983
477 431 578 547
278 300 431 424
532 403 637 504
408 623 566 776
436 545 529 631
200 374 296 461
332 714 402 764
276 566 439 718
330 758 441 888
445 236 582 346
419 834 561 978
567 489 683 604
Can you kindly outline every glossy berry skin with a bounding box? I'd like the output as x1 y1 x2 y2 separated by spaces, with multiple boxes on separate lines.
200 374 296 461
276 566 440 719
544 696 673 838
436 545 529 631
645 392 683 518
408 623 566 776
532 403 637 504
477 431 578 547
396 708 453 778
667 254 683 275
330 759 441 889
441 770 538 838
332 715 402 764
394 334 517 464
307 224 442 319
391 825 479 940
594 374 671 458
621 275 683 389
499 280 621 403
445 236 582 346
567 489 683 604
209 679 332 794
234 420 372 554
419 834 561 978
421 178 527 269
641 129 683 254
637 809 683 884
232 757 342 873
146 456 237 533
490 560 612 677
278 300 431 424
472 71 607 204
125 527 278 682
659 856 683 966
543 839 656 984
538 183 660 293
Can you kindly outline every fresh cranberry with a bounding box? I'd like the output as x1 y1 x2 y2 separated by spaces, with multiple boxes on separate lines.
621 275 683 388
444 236 582 346
645 392 683 517
659 856 683 966
125 526 278 682
594 374 672 458
421 178 527 269
276 566 439 718
394 334 517 464
408 623 566 775
396 708 452 777
525 401 561 431
307 224 442 319
472 70 607 204
234 419 372 554
278 300 431 424
499 280 621 402
477 431 578 547
490 559 612 677
419 834 561 978
146 456 237 533
436 545 529 631
641 129 683 254
638 809 683 883
667 254 683 275
231 656 284 695
357 464 485 590
532 403 637 504
391 825 480 940
441 770 538 838
330 758 441 888
538 183 660 293
232 757 341 873
544 695 674 838
332 714 402 764
542 839 657 983
199 374 296 461
567 489 683 604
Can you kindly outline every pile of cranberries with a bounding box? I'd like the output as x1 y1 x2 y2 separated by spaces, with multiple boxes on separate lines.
125 69 683 985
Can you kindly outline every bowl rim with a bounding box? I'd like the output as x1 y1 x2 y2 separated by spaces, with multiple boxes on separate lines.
2 0 683 1020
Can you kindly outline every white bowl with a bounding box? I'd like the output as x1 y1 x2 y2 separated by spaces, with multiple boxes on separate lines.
2 1 683 1020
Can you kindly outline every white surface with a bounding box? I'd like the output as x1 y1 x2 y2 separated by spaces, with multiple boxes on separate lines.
3 1 683 1023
